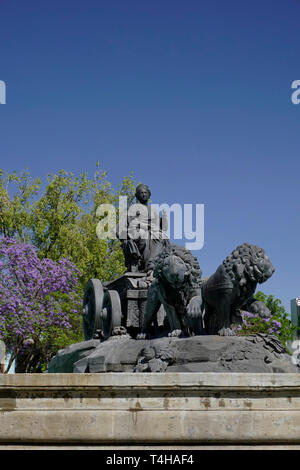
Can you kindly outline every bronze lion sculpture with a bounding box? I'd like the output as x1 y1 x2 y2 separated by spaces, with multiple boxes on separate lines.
137 244 203 339
201 243 275 336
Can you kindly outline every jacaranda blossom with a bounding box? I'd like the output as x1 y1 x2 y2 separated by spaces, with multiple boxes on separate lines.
0 237 81 372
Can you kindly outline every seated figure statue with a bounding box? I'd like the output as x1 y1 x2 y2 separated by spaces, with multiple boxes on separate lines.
118 184 169 273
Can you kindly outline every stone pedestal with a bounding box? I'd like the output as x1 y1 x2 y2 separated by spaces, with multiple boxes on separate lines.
1 372 300 448
48 334 298 373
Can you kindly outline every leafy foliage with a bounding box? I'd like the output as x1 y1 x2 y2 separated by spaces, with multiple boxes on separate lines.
0 166 136 283
234 291 297 346
0 166 136 371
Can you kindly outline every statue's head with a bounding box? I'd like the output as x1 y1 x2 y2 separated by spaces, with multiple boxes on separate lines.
255 254 275 284
153 245 202 296
223 243 275 285
135 184 151 204
161 254 189 288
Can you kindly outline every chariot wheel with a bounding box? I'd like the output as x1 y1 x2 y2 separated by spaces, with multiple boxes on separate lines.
101 289 122 339
82 279 105 340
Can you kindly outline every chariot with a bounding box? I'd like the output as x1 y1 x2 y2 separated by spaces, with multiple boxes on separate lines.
82 272 165 340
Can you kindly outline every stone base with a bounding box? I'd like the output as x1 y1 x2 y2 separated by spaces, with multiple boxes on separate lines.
1 373 300 445
48 334 298 373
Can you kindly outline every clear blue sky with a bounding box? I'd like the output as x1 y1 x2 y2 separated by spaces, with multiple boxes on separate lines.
0 0 299 313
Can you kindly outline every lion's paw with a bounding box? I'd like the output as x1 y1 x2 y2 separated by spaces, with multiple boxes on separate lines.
136 333 147 340
186 295 202 318
218 327 236 337
168 329 182 337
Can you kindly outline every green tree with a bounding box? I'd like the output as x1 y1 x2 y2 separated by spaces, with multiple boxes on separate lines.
0 166 135 281
253 291 297 344
235 291 297 346
0 166 136 358
0 169 41 240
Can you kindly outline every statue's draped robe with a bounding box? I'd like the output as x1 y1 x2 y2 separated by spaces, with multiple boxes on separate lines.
120 203 169 271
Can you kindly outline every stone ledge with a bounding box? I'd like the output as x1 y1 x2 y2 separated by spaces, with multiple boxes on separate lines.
2 372 300 389
1 373 300 444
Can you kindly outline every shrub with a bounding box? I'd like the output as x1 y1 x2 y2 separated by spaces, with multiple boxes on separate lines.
234 291 297 346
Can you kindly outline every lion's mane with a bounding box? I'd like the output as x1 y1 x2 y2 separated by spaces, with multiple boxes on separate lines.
153 244 202 303
222 243 272 298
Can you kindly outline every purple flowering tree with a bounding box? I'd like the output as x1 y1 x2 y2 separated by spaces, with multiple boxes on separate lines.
235 311 282 336
0 238 81 373
233 305 296 346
